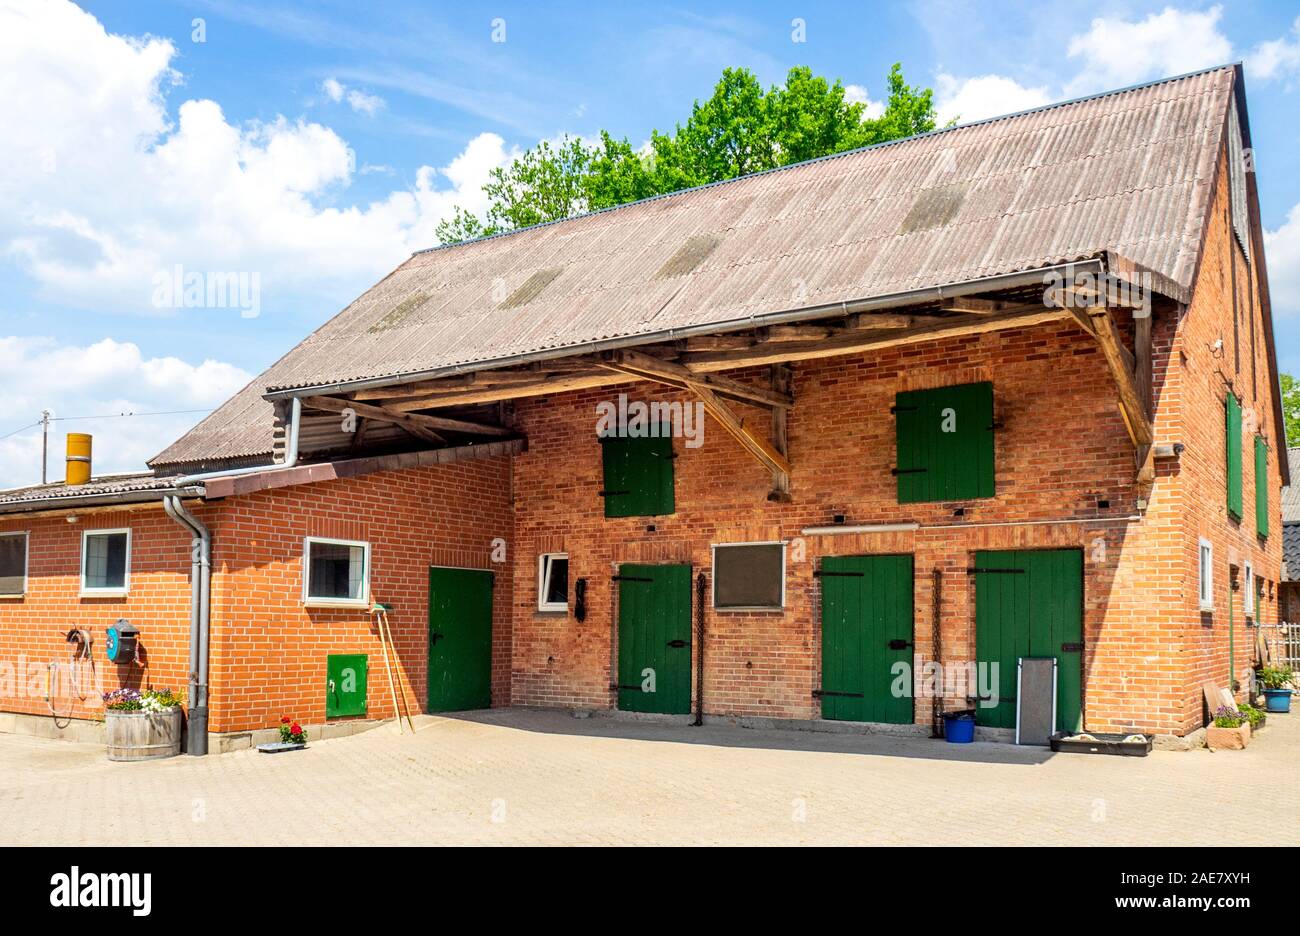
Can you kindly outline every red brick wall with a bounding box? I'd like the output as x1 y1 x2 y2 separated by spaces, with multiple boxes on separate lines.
0 506 193 722
202 457 513 732
1176 148 1285 721
0 456 514 734
508 312 1197 732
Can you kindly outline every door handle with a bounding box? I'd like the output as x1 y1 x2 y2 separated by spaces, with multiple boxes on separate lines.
888 639 912 650
666 639 687 648
328 679 336 693
430 632 445 644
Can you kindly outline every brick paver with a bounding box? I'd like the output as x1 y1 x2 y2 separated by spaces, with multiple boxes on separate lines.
2 709 1296 845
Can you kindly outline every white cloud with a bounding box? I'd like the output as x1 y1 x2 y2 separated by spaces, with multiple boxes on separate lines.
346 88 385 116
1265 204 1300 320
320 77 345 102
321 76 385 115
0 1 508 317
844 84 886 120
1064 5 1233 97
934 73 1052 125
1249 16 1300 83
0 336 252 488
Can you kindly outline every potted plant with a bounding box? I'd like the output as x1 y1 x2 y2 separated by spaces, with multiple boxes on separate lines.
1238 701 1266 731
1257 666 1294 713
102 688 185 761
257 716 309 753
1206 706 1250 750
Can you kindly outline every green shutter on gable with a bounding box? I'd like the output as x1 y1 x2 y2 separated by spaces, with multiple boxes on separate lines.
1226 393 1243 521
895 381 995 503
1255 435 1269 538
600 431 675 517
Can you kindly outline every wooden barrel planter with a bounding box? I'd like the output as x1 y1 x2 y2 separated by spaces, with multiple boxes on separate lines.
105 709 184 761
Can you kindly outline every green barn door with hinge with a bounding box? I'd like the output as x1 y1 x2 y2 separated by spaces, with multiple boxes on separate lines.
427 567 494 712
974 549 1082 732
616 563 691 714
819 555 914 724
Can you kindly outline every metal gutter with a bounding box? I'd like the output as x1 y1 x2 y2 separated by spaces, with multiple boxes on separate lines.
0 485 205 517
262 259 1107 401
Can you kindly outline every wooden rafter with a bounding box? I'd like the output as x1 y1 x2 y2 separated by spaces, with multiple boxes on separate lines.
302 395 512 439
692 385 791 479
598 349 791 409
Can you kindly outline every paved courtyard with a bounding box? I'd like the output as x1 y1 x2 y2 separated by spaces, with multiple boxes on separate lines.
1 708 1297 845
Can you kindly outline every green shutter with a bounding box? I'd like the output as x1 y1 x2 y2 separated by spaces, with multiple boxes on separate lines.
1255 435 1269 538
325 654 368 717
1225 394 1243 520
601 432 675 517
895 381 995 503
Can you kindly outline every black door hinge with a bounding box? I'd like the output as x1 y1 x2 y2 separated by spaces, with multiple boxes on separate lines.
610 683 645 692
890 405 918 414
891 467 928 475
598 489 629 497
814 569 865 578
813 689 865 699
611 574 654 582
1060 642 1084 652
888 639 913 650
966 567 1026 574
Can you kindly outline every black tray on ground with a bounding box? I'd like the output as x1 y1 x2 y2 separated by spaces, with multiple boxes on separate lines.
1048 731 1152 756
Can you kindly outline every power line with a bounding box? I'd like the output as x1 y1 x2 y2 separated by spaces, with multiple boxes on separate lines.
0 408 213 441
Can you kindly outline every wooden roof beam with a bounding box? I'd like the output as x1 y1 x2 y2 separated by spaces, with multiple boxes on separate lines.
692 385 791 481
302 395 512 439
599 349 792 409
1084 308 1151 448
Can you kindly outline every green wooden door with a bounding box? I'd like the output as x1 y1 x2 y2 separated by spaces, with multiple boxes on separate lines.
325 653 368 717
616 564 691 714
427 567 494 712
974 549 1082 732
819 555 914 724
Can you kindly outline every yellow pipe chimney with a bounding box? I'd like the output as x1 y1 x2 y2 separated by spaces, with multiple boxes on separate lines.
66 433 92 486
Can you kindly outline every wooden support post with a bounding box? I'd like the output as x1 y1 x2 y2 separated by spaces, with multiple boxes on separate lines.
770 364 792 502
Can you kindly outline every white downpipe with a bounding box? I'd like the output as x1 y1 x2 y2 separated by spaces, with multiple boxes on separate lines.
174 397 303 485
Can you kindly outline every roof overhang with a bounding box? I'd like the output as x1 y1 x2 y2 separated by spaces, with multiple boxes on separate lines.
261 258 1120 402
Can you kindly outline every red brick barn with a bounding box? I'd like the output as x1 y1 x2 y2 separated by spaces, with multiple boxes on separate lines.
0 64 1286 750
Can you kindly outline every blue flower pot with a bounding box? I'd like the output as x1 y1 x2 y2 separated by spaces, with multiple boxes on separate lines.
1263 689 1293 713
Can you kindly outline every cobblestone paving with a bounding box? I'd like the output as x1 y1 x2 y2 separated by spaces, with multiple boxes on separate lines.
2 709 1296 845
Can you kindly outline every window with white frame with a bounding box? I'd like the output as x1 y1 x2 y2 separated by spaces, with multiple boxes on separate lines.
537 553 569 613
1198 538 1214 612
0 532 28 597
303 537 370 607
82 529 130 595
1244 561 1255 617
712 542 786 610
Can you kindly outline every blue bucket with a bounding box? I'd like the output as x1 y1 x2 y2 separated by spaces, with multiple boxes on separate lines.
943 712 976 743
1263 689 1293 714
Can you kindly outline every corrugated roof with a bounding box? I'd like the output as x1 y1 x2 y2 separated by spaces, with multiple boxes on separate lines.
151 65 1237 468
0 473 182 512
1284 449 1300 521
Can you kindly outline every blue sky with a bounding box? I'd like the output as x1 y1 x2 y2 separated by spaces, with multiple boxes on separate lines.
2 0 1299 485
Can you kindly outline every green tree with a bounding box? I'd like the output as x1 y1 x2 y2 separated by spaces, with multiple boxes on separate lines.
438 63 940 244
1281 372 1300 447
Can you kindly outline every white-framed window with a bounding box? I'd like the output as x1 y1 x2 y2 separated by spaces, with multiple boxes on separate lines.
0 531 28 597
1244 561 1255 617
303 537 370 608
81 529 130 596
712 541 786 611
537 553 569 613
1198 538 1214 612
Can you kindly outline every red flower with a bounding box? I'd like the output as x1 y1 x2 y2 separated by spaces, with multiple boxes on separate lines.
291 723 301 734
281 716 290 723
